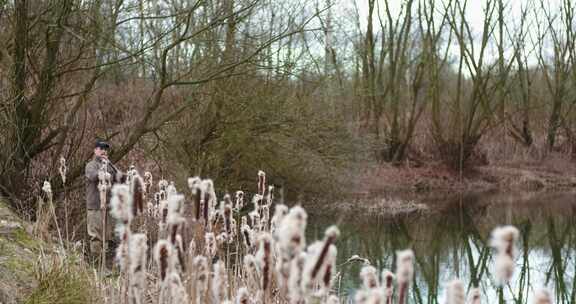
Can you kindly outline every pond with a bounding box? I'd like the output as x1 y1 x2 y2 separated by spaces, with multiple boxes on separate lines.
306 191 576 303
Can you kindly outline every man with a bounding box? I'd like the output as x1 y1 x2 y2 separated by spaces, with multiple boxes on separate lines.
85 139 123 260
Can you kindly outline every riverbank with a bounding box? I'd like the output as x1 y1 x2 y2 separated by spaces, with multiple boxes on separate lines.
355 158 576 195
307 157 576 215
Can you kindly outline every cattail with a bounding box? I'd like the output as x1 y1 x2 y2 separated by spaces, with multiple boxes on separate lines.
223 193 232 205
126 165 136 185
146 201 154 216
229 217 237 241
193 256 209 302
257 170 266 196
266 185 274 204
256 233 273 292
533 288 552 304
114 224 131 271
244 254 260 293
174 234 186 272
278 206 308 261
187 176 201 190
217 232 228 247
188 177 201 220
270 204 288 238
201 179 216 225
445 279 465 304
360 265 379 289
260 204 270 231
354 290 369 304
310 226 340 284
381 270 395 304
235 191 245 210
58 157 67 185
249 211 261 232
236 287 251 304
144 171 153 194
326 295 340 304
187 238 197 257
288 252 306 304
241 220 253 252
395 249 414 304
166 182 177 199
252 194 263 215
366 289 386 304
165 272 188 303
158 179 169 192
110 184 133 225
205 232 217 258
154 192 161 206
131 172 145 216
491 226 519 285
276 256 291 290
467 287 481 304
212 260 229 302
154 240 175 282
224 204 232 236
167 194 185 242
320 245 337 295
128 233 148 304
42 181 52 198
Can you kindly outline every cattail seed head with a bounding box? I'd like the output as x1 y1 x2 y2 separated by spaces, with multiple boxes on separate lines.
360 265 379 290
58 157 67 185
154 240 175 281
212 260 229 302
235 191 245 210
445 279 465 304
396 249 414 304
236 287 250 304
205 232 217 257
256 233 273 292
326 295 340 304
131 172 145 217
144 171 153 193
158 179 169 192
110 184 133 224
257 170 266 195
468 287 481 304
491 226 519 285
533 288 552 304
288 252 306 304
395 249 414 285
381 270 395 302
42 181 52 195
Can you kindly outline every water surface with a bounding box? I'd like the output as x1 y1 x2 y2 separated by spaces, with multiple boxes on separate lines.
306 191 576 303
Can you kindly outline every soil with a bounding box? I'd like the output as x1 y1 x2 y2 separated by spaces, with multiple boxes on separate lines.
354 161 576 195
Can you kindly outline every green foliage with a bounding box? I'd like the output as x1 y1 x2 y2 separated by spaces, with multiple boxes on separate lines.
151 76 360 198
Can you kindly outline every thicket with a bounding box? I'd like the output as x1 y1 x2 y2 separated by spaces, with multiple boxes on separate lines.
2 0 576 213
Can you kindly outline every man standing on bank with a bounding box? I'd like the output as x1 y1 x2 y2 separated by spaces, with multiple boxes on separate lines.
85 139 123 261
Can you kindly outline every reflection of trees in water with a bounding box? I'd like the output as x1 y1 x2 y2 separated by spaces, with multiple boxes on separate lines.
313 197 576 302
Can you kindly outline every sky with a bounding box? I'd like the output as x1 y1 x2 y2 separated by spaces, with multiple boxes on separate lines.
344 0 568 67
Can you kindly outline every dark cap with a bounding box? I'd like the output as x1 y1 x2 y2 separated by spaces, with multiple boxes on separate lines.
95 139 110 150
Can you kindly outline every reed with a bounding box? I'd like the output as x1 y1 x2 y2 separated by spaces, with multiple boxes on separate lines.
37 167 530 304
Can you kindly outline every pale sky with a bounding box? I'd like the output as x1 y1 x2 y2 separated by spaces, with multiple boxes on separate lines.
343 0 568 68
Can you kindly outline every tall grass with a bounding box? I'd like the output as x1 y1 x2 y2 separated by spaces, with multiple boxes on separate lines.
37 169 551 303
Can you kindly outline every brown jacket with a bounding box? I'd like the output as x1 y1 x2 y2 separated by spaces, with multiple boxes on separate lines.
85 157 123 210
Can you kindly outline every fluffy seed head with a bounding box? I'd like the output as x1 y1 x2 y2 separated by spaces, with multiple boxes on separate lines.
533 288 552 304
445 279 465 304
110 184 133 224
395 249 414 284
360 265 379 289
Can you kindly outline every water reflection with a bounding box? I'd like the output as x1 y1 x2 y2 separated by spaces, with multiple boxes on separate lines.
306 191 576 303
